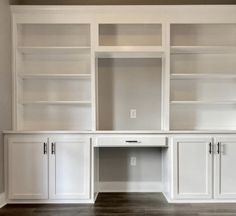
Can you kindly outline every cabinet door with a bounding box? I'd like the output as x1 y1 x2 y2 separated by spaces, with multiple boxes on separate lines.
49 136 91 200
8 137 48 200
173 137 213 199
214 137 236 199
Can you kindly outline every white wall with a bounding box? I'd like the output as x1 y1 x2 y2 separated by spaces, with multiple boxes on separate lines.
0 0 12 192
99 147 162 182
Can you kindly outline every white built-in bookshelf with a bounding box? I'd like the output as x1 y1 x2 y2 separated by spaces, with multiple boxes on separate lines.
12 17 236 131
170 24 236 130
16 24 92 130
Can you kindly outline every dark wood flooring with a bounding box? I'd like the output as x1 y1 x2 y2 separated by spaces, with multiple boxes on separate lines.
1 193 236 216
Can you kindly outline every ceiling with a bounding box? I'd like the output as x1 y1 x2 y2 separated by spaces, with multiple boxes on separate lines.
10 0 236 5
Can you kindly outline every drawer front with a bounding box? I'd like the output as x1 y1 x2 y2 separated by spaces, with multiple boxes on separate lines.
96 136 167 147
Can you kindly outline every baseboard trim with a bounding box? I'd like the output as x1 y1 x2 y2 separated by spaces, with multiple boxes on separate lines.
99 181 163 192
0 193 6 208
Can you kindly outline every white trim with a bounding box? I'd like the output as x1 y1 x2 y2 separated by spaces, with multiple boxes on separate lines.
0 193 6 208
99 181 163 192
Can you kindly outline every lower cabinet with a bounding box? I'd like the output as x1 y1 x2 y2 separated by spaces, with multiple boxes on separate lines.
8 137 48 200
173 136 236 200
214 137 236 199
49 136 90 200
7 135 91 200
173 137 213 199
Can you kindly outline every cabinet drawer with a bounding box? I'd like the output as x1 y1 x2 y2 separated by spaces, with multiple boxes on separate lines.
96 136 167 147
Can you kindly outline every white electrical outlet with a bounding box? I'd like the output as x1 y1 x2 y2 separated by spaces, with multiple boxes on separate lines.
130 109 137 119
130 157 136 166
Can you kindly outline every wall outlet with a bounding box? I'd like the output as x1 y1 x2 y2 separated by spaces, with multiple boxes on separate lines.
130 109 137 119
130 157 137 166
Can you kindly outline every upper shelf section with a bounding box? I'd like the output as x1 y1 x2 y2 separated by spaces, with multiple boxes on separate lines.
17 24 91 47
99 24 162 47
171 24 236 47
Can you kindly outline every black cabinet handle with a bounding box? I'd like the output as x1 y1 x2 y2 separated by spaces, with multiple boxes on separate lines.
51 143 56 155
125 140 141 143
43 143 47 155
209 142 212 154
217 142 220 154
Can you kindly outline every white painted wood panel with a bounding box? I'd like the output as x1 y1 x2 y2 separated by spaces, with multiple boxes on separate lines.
49 136 91 199
214 137 236 199
96 135 167 147
8 137 48 200
173 137 213 199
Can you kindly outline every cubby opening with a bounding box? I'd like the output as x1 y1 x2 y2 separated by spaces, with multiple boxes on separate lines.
171 79 236 102
97 58 163 131
21 79 91 102
19 52 91 75
18 24 91 47
99 24 162 46
171 53 236 75
170 104 236 130
171 24 236 46
21 104 92 131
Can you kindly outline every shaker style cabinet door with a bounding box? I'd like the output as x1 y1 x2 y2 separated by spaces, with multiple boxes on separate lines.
214 137 236 199
49 136 91 200
173 137 213 199
8 137 48 200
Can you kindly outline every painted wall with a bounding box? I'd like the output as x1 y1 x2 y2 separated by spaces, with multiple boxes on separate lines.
0 0 12 193
13 0 236 4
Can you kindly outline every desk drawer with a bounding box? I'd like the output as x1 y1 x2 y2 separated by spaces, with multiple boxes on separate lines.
96 135 167 147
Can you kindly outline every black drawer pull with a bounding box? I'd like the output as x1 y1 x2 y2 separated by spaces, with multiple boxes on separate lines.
125 140 141 143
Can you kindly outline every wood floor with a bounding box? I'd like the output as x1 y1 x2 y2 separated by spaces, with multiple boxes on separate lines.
1 193 236 216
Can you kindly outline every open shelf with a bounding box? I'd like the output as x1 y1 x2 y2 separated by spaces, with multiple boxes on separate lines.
171 46 236 54
99 24 162 46
97 58 163 131
170 74 236 80
96 46 164 58
18 46 91 54
19 73 91 80
20 101 92 105
170 100 236 105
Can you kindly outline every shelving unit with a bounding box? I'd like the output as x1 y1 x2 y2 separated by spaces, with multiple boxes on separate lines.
15 24 93 131
170 24 236 130
96 23 164 131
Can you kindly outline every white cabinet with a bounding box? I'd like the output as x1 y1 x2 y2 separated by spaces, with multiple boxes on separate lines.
7 135 91 201
173 137 213 199
49 136 90 199
173 136 236 201
214 137 236 199
8 137 48 200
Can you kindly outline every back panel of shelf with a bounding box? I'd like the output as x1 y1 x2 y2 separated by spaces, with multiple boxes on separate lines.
17 24 91 47
171 24 236 46
99 24 162 46
19 104 92 131
18 52 91 75
170 104 236 130
97 58 162 131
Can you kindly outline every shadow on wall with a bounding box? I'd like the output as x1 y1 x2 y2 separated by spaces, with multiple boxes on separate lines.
10 0 236 5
